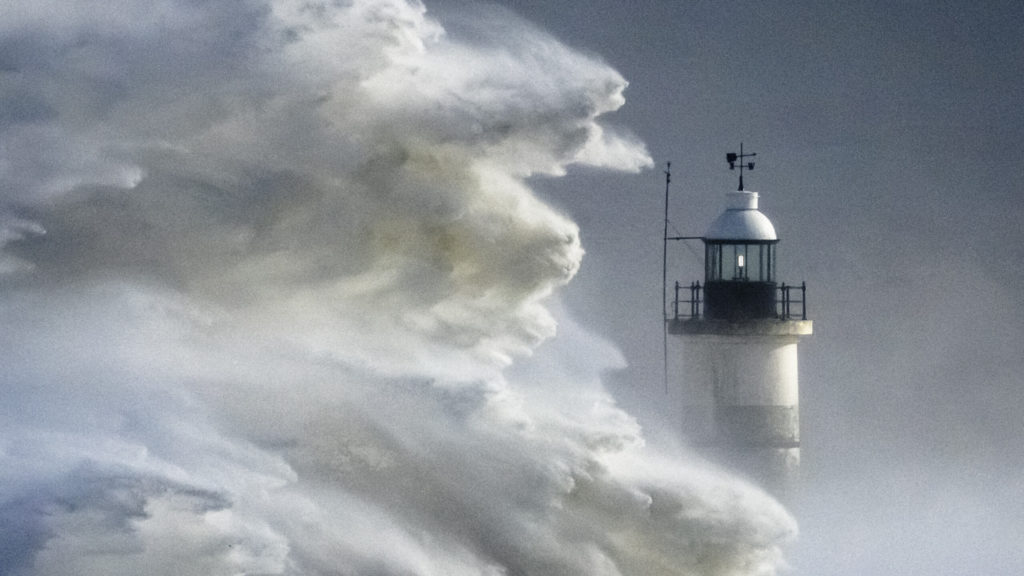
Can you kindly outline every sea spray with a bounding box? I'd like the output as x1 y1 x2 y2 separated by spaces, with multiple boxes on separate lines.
0 1 794 574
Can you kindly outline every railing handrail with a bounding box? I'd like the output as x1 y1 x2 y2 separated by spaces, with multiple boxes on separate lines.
670 280 807 321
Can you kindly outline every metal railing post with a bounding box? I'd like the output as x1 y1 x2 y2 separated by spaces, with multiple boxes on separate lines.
673 281 680 320
801 281 807 320
695 281 701 318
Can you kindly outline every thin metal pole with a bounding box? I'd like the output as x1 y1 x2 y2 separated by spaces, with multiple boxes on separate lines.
739 142 744 191
662 162 671 393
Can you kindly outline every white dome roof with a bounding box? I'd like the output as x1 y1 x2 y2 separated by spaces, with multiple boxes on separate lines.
704 191 777 241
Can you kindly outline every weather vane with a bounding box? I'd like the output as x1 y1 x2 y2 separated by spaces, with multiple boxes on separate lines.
726 143 756 191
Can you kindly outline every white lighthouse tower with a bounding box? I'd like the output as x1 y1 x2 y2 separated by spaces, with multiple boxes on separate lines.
667 148 812 493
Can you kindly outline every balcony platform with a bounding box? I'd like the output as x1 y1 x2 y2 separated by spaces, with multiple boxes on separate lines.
669 318 813 336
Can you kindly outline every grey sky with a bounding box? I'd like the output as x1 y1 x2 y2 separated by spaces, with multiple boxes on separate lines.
482 1 1024 574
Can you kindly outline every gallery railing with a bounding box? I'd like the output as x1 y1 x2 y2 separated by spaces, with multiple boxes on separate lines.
672 281 807 321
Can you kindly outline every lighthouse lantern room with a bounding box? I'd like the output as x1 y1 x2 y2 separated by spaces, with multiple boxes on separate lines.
703 190 778 321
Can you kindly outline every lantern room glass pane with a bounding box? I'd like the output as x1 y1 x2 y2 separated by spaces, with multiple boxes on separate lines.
705 242 776 282
732 245 745 280
705 244 719 281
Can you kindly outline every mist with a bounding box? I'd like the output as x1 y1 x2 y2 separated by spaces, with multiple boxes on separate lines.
0 1 798 575
494 2 1024 575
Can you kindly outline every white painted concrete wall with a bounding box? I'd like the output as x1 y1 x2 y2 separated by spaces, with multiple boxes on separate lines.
673 329 806 492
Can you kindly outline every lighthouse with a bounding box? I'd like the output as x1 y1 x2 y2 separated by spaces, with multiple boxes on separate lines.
666 149 812 494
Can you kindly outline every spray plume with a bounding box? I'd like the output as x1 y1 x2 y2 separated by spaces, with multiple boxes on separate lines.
0 1 794 574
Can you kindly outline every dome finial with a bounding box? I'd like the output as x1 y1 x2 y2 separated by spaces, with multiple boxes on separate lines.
726 142 757 191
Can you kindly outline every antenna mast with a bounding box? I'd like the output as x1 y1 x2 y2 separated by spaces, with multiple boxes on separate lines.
726 142 756 191
662 162 671 392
